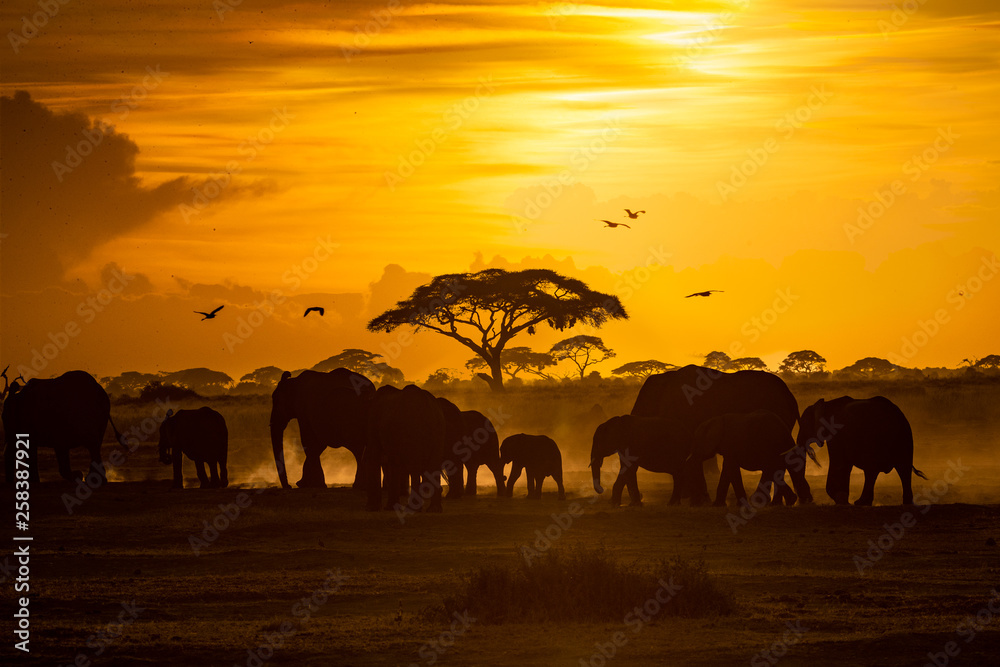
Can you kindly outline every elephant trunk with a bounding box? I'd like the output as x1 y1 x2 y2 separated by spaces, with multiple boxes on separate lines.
591 458 604 495
270 420 291 489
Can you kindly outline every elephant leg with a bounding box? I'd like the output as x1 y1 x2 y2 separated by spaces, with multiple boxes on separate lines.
730 467 748 505
610 470 628 507
465 464 479 496
855 469 878 506
625 468 642 507
56 449 77 481
753 471 773 505
172 454 184 489
554 470 566 501
772 470 797 506
208 462 221 488
196 461 210 488
898 465 914 505
445 463 464 499
787 454 813 504
88 446 106 482
219 454 229 489
489 462 506 497
297 449 327 488
667 474 683 505
527 472 539 499
713 461 734 506
351 449 364 492
826 460 853 505
506 464 523 497
383 464 401 511
426 471 443 513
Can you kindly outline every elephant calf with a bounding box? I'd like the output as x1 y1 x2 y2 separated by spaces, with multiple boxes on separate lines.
500 434 565 500
158 408 228 489
687 410 802 507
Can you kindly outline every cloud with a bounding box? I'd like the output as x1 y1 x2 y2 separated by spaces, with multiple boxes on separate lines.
0 91 193 292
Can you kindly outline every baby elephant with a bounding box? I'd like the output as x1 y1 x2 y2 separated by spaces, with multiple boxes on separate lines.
686 410 801 507
158 407 229 489
500 434 565 500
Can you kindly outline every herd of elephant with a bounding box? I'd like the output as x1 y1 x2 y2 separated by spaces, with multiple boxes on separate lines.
1 365 928 509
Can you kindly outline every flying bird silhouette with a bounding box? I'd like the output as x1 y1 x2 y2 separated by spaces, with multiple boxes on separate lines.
195 306 224 320
599 219 631 229
685 290 724 298
303 307 325 317
624 209 645 219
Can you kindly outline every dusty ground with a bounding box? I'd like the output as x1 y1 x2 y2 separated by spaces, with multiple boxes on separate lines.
5 462 999 666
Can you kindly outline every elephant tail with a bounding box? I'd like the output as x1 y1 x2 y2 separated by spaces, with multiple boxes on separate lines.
108 415 130 449
912 465 928 480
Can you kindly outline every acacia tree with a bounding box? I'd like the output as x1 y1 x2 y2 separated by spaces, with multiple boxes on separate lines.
550 335 616 379
367 268 627 391
312 348 405 385
612 360 676 379
840 357 901 378
974 355 1000 370
778 350 827 376
731 357 768 371
703 351 734 371
466 347 556 380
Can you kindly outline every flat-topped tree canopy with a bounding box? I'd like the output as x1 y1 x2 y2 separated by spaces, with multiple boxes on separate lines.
367 268 628 390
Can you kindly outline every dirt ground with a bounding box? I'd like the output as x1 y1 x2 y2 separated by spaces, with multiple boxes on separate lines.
5 460 999 666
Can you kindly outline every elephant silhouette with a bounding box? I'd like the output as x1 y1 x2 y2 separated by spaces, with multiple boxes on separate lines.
799 396 927 505
159 407 228 489
3 370 127 483
629 365 813 504
269 368 376 489
500 434 565 500
436 397 505 498
363 385 447 512
686 410 799 507
590 414 694 506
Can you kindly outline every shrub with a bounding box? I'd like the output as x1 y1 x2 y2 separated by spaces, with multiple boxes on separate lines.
440 547 734 624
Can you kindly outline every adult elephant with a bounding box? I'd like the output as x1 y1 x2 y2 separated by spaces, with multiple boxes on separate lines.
590 415 694 506
629 365 813 504
2 370 127 483
364 385 446 512
686 410 801 507
798 396 926 505
158 407 228 489
269 368 376 490
436 397 505 498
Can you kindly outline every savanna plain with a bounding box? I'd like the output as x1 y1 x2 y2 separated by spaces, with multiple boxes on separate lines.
6 378 999 666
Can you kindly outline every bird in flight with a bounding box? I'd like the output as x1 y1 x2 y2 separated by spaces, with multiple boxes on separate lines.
624 209 645 219
685 290 724 298
304 307 325 317
195 306 224 320
599 219 631 229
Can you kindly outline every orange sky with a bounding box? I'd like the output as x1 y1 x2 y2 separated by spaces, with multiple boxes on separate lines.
1 0 998 382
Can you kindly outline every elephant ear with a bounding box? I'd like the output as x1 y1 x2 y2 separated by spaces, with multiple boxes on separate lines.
166 408 174 418
280 371 292 382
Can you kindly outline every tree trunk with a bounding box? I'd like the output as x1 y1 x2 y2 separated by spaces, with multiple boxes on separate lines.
488 358 505 392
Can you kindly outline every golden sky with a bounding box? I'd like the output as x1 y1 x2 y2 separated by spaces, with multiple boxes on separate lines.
1 0 998 381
